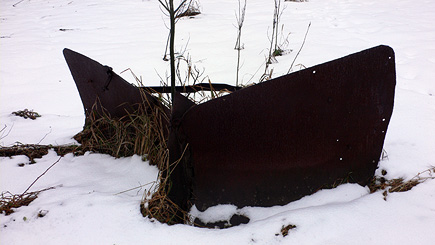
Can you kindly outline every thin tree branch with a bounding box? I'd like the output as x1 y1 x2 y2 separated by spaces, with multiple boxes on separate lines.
288 22 311 74
175 0 189 14
158 0 170 12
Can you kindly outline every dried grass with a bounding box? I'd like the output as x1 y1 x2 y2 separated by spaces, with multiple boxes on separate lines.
12 109 41 120
140 181 188 225
369 167 435 200
0 188 54 215
279 224 297 237
140 144 191 225
74 96 168 166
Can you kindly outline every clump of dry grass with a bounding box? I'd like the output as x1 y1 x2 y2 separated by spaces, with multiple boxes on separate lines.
280 224 297 237
1 191 39 215
140 143 190 225
140 177 188 225
369 167 435 200
12 109 41 120
0 188 54 215
74 98 168 165
274 224 297 237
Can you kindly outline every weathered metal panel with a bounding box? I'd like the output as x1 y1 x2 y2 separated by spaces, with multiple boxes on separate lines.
63 48 162 118
169 45 396 211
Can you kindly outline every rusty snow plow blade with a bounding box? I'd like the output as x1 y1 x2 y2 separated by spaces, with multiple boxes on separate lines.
168 45 396 212
63 48 166 119
63 45 396 214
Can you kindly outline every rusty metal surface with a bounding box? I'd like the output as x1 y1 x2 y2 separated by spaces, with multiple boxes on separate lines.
63 48 162 118
169 45 396 211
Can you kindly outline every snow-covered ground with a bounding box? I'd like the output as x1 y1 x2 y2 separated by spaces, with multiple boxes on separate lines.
1 0 435 244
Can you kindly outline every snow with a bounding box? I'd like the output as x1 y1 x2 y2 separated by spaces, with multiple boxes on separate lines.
1 0 435 244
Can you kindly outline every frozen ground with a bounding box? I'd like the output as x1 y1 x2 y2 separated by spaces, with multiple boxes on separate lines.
1 0 435 244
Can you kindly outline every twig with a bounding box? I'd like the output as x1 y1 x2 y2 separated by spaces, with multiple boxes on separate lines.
163 32 171 61
37 126 52 145
12 0 25 7
22 156 62 194
0 125 7 135
288 22 311 73
0 123 13 141
114 181 156 195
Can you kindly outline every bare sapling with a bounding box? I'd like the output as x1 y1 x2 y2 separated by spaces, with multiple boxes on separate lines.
234 0 247 87
287 22 311 73
158 0 191 104
261 0 286 82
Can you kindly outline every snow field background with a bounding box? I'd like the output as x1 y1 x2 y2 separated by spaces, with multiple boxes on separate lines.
1 0 435 244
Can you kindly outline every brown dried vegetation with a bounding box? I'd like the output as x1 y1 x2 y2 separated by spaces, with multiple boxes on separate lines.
369 167 435 200
0 188 54 215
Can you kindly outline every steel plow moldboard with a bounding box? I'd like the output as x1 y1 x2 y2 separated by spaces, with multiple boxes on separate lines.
168 45 396 211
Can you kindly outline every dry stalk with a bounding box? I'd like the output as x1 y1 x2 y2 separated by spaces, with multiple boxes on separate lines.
287 22 311 73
